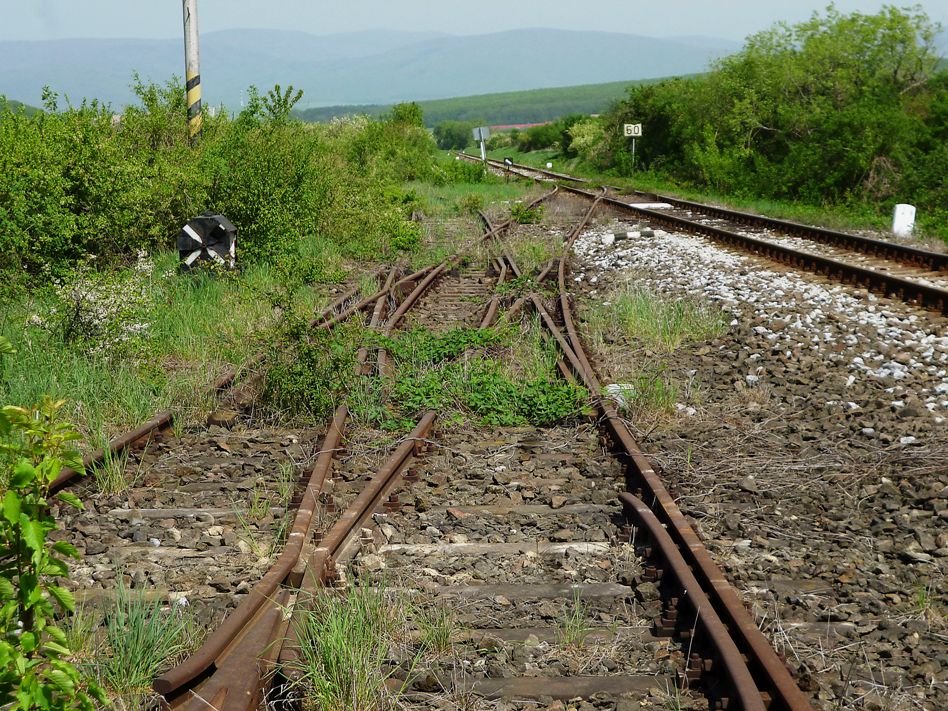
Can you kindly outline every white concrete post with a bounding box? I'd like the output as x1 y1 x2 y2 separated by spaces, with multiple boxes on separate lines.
892 204 916 237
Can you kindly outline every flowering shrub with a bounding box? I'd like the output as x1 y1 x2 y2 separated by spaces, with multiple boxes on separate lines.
29 252 165 359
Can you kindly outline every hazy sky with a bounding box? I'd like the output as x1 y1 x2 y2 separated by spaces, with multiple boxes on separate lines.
4 1 946 42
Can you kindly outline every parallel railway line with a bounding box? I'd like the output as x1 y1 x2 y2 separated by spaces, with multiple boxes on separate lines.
468 154 948 315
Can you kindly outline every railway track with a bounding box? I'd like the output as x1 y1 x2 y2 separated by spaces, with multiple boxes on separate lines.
50 193 827 710
466 154 948 315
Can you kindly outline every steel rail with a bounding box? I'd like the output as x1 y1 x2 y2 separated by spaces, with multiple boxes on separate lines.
620 492 766 711
49 269 393 495
484 149 939 275
551 269 814 709
565 185 948 315
154 404 349 705
487 189 813 710
477 198 773 710
467 153 948 313
156 269 402 707
629 192 948 272
297 412 437 592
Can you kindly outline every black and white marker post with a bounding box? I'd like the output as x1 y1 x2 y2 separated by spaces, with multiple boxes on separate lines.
177 213 237 272
473 126 490 163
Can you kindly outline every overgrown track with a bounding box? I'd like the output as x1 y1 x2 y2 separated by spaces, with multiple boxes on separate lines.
484 207 814 711
63 195 815 708
468 154 948 315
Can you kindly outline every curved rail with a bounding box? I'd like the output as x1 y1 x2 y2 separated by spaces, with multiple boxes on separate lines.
475 153 948 273
482 191 813 711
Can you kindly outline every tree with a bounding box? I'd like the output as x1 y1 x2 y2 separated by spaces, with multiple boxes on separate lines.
433 120 475 150
390 102 424 127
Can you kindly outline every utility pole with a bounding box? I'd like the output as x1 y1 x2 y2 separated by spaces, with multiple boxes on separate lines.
182 0 202 143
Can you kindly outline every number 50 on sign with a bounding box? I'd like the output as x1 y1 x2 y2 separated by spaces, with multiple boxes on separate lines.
623 123 642 137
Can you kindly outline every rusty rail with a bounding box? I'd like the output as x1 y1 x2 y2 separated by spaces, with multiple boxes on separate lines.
480 185 813 710
154 406 349 706
155 269 402 708
546 207 814 711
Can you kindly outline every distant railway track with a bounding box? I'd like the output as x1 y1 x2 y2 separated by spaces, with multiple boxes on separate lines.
465 153 948 315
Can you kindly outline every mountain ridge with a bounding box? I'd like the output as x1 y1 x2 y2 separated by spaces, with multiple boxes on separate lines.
0 28 733 109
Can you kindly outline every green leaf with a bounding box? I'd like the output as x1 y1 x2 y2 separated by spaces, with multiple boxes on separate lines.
2 491 21 524
20 632 37 653
45 625 67 645
42 641 71 657
47 668 76 694
47 585 75 613
0 578 13 600
55 491 84 511
51 540 80 558
19 516 44 552
43 558 68 577
11 460 36 488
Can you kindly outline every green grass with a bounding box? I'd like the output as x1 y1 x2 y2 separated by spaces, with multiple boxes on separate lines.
407 178 531 219
287 581 415 711
415 604 456 653
95 581 195 707
585 284 726 415
588 284 727 354
0 247 335 453
264 319 589 430
556 592 591 648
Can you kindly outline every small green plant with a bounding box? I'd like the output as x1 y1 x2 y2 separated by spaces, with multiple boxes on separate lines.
556 592 591 648
495 275 555 298
90 448 133 495
96 578 193 706
510 202 544 224
287 580 416 710
389 220 422 252
0 397 107 710
607 365 679 414
593 285 726 353
416 604 455 653
263 318 362 422
457 193 484 214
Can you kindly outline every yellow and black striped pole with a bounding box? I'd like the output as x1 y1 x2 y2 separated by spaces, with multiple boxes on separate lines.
182 0 202 143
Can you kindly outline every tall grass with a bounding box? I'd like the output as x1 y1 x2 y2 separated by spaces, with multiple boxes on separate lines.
589 284 726 354
288 581 413 711
96 581 194 707
0 251 290 449
586 284 724 415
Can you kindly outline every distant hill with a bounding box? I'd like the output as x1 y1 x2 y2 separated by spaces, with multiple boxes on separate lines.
0 97 40 115
296 78 664 127
0 29 733 109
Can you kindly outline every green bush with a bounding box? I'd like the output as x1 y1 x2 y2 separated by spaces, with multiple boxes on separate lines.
593 6 947 237
0 79 440 284
511 203 544 224
0 397 106 710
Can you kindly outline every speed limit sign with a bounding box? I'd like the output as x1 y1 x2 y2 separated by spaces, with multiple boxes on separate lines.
623 123 642 137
